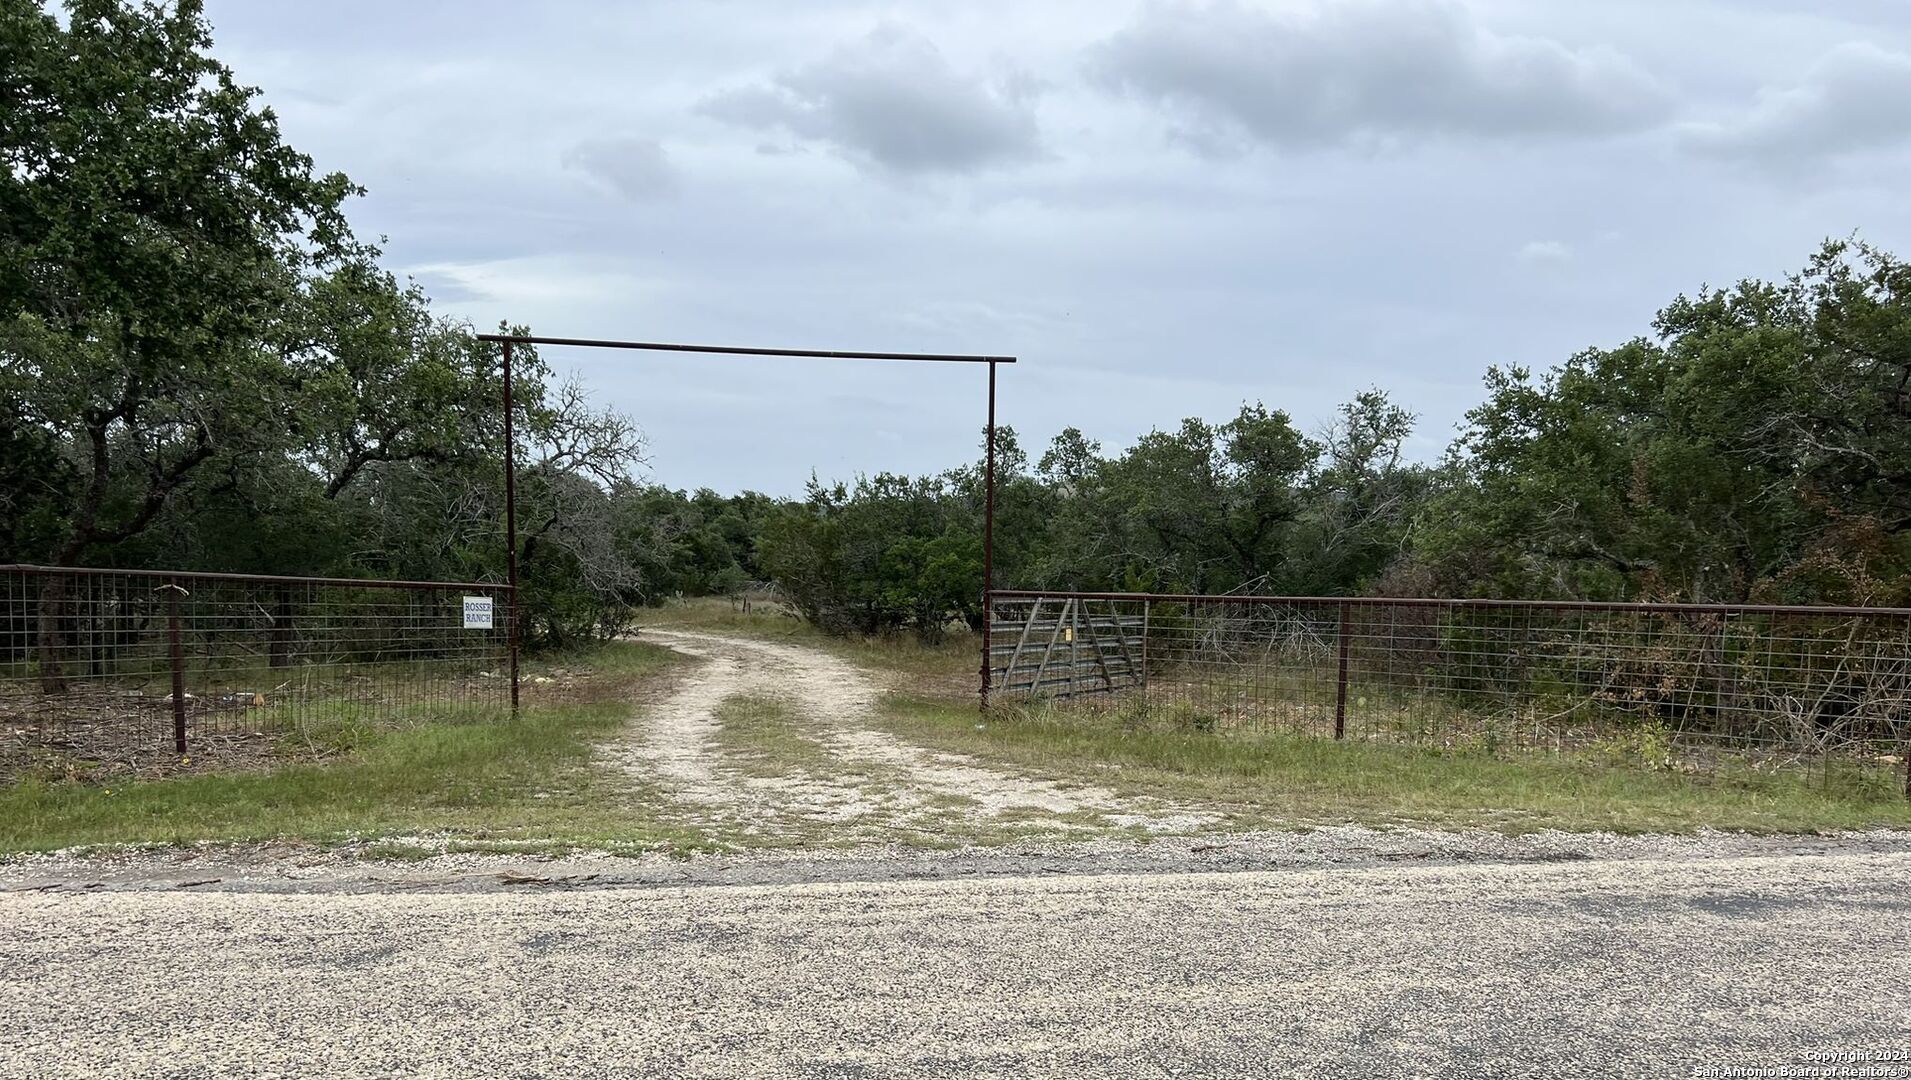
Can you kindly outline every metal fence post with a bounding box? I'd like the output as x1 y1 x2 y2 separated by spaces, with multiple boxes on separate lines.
164 582 187 755
1069 602 1081 699
1140 598 1150 690
269 583 293 668
980 359 997 712
502 338 521 718
1333 600 1351 741
1138 598 1152 719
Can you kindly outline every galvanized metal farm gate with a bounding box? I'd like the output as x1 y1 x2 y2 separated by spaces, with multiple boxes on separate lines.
988 596 1147 698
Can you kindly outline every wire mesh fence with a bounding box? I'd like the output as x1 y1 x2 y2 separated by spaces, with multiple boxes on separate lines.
988 590 1911 790
2 565 513 776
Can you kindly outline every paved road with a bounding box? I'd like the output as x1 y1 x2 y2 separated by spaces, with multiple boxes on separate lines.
5 846 1908 1078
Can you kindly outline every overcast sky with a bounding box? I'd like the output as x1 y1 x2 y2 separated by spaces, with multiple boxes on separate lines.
201 0 1911 495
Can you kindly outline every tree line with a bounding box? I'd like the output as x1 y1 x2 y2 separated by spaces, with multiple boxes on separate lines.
4 1 1908 650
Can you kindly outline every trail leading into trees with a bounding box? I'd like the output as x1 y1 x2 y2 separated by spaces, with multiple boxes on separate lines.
602 628 1219 843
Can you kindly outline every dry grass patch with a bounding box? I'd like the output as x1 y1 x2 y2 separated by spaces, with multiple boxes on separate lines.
0 642 707 855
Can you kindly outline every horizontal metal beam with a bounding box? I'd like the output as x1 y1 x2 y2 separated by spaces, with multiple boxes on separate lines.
0 564 509 593
987 589 1911 620
475 334 1015 365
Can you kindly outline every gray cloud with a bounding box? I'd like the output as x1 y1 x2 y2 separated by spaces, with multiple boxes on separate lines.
1516 239 1572 264
701 25 1041 174
200 0 1911 497
562 136 678 200
1089 0 1671 151
1679 42 1911 165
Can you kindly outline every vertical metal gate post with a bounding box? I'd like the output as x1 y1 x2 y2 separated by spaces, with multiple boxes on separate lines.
502 338 521 717
1140 599 1151 715
1069 602 1082 698
1333 600 1351 740
164 582 187 754
981 360 997 711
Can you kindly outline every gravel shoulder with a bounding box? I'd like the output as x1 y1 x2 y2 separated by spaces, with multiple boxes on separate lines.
6 825 1909 894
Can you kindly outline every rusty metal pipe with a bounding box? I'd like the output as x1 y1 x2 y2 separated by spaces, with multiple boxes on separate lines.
0 564 500 592
502 339 520 717
474 334 1015 365
981 360 997 711
163 582 187 755
985 589 1911 620
1333 601 1352 740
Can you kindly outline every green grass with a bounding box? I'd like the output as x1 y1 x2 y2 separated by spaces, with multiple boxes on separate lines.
0 641 710 855
710 693 844 778
877 695 1911 835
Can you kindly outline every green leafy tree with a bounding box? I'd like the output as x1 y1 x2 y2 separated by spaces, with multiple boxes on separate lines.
290 262 497 500
1414 239 1909 605
2 0 362 688
1031 405 1317 593
1292 389 1430 592
759 471 981 641
1 0 362 567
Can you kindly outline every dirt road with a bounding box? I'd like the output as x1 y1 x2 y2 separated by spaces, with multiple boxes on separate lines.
609 628 1216 841
5 843 1908 1078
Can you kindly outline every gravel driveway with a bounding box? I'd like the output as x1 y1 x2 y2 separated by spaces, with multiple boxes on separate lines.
610 628 1215 841
5 833 1909 1079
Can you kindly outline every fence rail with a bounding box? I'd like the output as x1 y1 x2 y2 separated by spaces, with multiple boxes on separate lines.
2 565 513 775
988 590 1911 788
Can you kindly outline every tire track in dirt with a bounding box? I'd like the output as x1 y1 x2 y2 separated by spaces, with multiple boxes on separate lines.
597 635 914 840
605 628 1218 841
